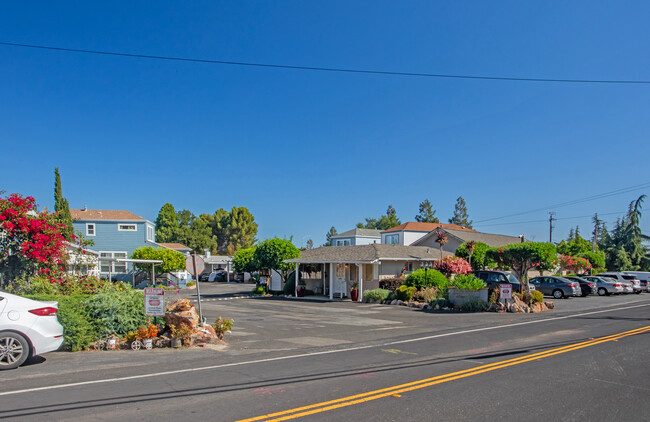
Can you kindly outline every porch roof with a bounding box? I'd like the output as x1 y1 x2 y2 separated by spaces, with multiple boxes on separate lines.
285 244 453 264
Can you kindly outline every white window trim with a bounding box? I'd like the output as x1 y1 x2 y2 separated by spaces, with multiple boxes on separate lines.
99 251 128 273
146 225 154 242
86 223 96 236
117 223 138 232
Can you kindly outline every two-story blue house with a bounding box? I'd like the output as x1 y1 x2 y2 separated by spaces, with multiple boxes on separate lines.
330 228 381 246
71 208 158 280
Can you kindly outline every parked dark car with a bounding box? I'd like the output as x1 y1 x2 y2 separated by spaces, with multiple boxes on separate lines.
472 270 522 293
529 276 581 299
563 276 597 297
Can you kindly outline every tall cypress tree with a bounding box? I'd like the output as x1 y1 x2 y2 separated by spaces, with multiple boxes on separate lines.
448 196 473 229
53 168 74 239
415 199 439 223
154 203 180 243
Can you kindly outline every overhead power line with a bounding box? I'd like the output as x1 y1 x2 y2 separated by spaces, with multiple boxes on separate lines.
474 182 650 224
2 41 650 85
478 211 623 227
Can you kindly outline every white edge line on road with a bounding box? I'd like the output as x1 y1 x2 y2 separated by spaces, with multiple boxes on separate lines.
1 300 648 397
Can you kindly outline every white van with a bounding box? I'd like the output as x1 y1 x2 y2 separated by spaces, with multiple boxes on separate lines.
625 271 650 292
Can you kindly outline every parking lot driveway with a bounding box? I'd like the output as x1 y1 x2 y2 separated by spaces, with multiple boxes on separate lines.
186 283 650 356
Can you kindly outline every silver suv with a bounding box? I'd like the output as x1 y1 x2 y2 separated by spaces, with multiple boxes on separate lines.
598 272 643 294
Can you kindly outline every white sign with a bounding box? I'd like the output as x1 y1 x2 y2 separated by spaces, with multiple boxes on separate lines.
499 284 513 300
144 287 165 316
185 255 205 276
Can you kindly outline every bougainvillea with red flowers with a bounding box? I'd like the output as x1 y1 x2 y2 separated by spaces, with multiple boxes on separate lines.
0 192 69 283
433 256 472 277
558 254 592 274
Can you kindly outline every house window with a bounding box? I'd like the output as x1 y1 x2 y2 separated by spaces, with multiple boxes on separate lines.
336 264 346 278
118 224 137 231
147 226 154 242
385 234 399 244
406 262 413 272
86 223 95 236
99 251 128 273
336 239 351 246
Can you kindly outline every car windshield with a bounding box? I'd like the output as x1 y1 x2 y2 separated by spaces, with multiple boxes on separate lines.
507 274 519 284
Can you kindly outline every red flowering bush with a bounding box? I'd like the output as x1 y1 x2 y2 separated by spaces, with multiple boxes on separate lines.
0 192 69 284
433 256 472 277
558 254 592 274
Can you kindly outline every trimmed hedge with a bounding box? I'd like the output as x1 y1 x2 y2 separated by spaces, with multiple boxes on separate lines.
404 269 448 290
363 289 392 302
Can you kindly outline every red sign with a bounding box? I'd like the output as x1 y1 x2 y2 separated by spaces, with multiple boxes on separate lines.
144 288 165 316
499 284 512 300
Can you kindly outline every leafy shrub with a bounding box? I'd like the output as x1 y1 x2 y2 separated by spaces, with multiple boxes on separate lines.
387 291 397 301
212 317 234 339
26 294 98 351
449 274 486 291
488 286 500 304
460 298 487 312
251 285 266 295
283 271 296 295
455 241 494 270
404 269 448 290
531 290 544 304
363 289 392 302
85 288 147 337
396 285 417 302
378 277 403 292
429 298 452 309
412 287 438 302
9 274 113 296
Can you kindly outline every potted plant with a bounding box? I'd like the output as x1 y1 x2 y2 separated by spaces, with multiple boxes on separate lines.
350 282 359 302
137 324 159 349
170 323 193 347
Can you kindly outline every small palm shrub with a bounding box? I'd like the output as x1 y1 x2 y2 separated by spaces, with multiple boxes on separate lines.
460 298 487 312
363 289 392 302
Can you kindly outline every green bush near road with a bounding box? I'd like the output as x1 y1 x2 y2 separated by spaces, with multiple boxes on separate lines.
448 274 486 291
404 269 448 290
85 288 147 338
460 298 487 312
396 285 417 302
363 288 392 302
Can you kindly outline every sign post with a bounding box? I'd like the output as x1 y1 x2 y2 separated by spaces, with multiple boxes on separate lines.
185 253 205 323
499 284 513 301
144 287 165 317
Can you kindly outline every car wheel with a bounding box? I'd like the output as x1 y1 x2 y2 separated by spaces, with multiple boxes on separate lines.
553 289 564 299
597 287 608 296
0 332 30 370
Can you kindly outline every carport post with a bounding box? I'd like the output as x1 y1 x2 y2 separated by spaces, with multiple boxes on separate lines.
151 263 155 287
295 262 299 297
329 263 334 300
227 261 231 283
358 264 363 302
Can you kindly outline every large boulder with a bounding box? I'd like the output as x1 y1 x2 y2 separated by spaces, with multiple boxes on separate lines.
191 325 219 345
165 299 200 329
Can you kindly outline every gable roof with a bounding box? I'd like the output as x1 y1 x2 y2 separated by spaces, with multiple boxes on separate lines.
158 243 192 251
331 228 382 238
382 222 476 233
71 209 146 221
285 243 452 264
413 227 523 248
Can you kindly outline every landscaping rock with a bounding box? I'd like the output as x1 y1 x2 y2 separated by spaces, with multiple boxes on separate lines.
165 299 200 329
396 300 403 306
544 301 554 309
191 325 219 345
390 299 397 305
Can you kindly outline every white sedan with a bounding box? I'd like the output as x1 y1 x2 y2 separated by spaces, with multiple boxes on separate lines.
0 292 64 370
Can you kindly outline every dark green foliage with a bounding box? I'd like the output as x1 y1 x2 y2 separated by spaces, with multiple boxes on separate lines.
85 288 147 337
455 241 493 269
577 250 606 269
486 242 557 289
283 271 296 294
233 247 257 273
357 205 401 230
396 285 417 302
448 196 473 229
155 203 179 243
448 274 486 291
557 234 593 256
254 238 300 279
460 298 486 312
131 246 185 274
404 268 448 290
363 289 392 302
26 294 98 351
325 226 337 246
378 277 403 291
599 195 649 271
415 199 439 223
212 207 258 254
53 168 74 239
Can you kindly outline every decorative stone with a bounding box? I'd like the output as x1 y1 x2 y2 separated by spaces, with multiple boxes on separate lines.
191 325 219 346
544 301 555 309
391 300 397 305
396 300 403 306
165 299 200 329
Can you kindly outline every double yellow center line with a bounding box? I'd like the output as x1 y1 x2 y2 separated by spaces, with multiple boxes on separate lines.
236 325 650 422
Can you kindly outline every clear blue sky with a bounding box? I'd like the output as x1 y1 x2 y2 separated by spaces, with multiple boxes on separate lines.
2 1 649 246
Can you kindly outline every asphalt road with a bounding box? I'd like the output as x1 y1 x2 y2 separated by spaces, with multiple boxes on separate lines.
1 284 649 421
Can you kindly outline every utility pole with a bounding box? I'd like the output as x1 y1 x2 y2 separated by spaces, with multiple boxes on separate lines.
549 212 556 243
592 213 601 252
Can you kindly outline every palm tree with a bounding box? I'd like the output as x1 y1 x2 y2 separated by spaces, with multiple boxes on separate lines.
466 240 476 268
435 231 448 261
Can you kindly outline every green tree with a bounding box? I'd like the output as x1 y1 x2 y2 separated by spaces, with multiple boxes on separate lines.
455 241 493 270
212 208 231 254
577 250 606 270
232 247 257 273
557 234 592 256
448 196 473 228
415 199 439 223
228 206 258 250
357 205 401 230
154 203 179 243
131 246 186 274
253 238 300 280
325 226 337 246
53 168 74 239
486 242 557 291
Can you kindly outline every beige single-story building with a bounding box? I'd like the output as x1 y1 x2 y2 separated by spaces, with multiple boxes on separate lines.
284 244 453 301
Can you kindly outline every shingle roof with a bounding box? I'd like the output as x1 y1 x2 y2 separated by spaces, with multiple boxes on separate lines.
285 244 453 263
382 222 476 233
332 228 382 238
414 227 523 248
70 209 146 221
